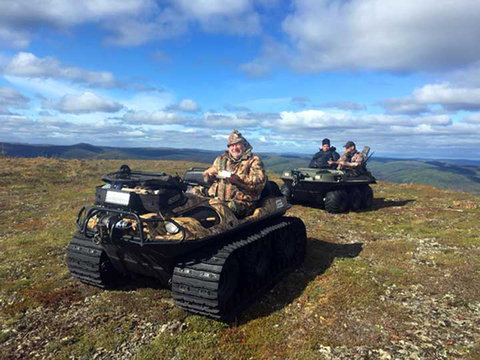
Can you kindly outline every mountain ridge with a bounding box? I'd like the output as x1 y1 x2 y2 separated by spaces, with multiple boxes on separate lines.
1 141 479 195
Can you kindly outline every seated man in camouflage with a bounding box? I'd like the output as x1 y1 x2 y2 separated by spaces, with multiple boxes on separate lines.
203 130 267 218
335 141 366 176
309 138 340 168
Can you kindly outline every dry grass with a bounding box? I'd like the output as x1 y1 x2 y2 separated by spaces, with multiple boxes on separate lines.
0 158 479 359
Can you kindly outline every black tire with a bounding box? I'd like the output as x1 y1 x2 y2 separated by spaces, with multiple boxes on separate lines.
348 187 362 211
324 189 349 213
281 183 292 200
218 255 240 305
273 217 307 268
290 217 307 267
273 228 296 262
360 185 374 209
67 233 120 289
243 241 272 284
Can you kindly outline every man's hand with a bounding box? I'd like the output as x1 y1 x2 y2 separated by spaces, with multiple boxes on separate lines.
337 160 345 166
327 160 334 165
227 174 240 184
204 167 218 179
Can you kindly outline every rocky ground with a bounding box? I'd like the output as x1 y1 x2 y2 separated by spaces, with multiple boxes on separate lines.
1 158 479 360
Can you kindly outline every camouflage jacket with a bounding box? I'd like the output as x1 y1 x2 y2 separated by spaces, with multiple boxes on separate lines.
337 150 365 169
203 145 267 203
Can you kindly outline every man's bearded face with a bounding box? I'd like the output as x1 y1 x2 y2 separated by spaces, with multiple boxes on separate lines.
228 142 245 160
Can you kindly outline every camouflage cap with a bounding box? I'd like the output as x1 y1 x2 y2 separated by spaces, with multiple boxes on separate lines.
343 141 355 148
227 129 247 146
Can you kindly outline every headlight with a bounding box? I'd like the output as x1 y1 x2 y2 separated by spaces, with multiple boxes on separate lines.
165 221 180 234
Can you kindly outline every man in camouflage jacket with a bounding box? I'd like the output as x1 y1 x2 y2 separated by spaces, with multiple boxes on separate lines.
335 141 366 176
203 130 267 218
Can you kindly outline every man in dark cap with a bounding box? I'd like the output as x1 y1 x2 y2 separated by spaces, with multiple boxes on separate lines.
203 130 267 218
335 141 366 176
309 138 340 168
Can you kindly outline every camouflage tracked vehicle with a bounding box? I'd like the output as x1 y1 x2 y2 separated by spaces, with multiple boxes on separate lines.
67 165 306 321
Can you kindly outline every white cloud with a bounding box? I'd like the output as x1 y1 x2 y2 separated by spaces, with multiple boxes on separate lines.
282 0 480 73
51 93 124 114
0 0 154 48
0 86 30 108
0 26 30 49
381 82 480 114
413 83 480 111
0 0 263 49
167 99 200 113
203 112 263 129
175 0 260 35
379 98 431 115
4 52 117 88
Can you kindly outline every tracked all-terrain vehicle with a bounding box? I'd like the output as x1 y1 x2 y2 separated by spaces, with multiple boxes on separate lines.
67 165 306 321
280 168 376 213
281 146 376 213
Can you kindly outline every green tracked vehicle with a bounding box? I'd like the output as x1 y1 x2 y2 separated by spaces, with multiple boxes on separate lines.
281 146 376 213
280 168 376 213
66 165 307 321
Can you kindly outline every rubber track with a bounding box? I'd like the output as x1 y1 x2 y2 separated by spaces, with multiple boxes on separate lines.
67 233 115 288
171 216 306 321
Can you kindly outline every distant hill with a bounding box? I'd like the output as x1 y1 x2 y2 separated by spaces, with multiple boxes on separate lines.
1 141 479 195
368 159 480 195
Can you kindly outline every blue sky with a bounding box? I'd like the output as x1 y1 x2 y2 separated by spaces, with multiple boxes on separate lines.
1 0 480 159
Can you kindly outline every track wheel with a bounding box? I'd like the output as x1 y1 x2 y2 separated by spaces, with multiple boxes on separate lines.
98 252 119 287
273 228 295 264
289 218 307 267
273 218 307 267
348 187 362 211
360 185 374 209
218 255 240 306
243 241 272 284
324 189 349 213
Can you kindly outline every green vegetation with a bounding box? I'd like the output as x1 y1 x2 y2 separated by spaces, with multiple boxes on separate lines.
3 141 480 195
368 159 480 195
0 158 479 359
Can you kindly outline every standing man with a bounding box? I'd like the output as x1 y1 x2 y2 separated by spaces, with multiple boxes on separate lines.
335 141 365 176
203 130 267 218
309 138 340 168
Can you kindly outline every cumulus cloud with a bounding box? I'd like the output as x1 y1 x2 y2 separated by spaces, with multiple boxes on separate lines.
413 83 480 111
175 0 260 35
48 93 124 114
202 112 266 129
0 86 30 108
3 52 117 88
281 0 480 73
0 0 264 49
166 99 200 113
379 98 431 115
0 0 154 48
381 82 480 114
